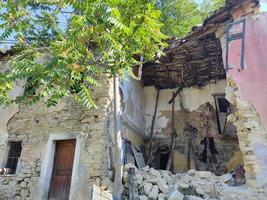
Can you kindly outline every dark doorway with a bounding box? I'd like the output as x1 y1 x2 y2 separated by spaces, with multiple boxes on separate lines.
49 139 76 200
159 152 169 170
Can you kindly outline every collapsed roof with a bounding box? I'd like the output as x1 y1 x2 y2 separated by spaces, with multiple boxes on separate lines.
142 0 259 90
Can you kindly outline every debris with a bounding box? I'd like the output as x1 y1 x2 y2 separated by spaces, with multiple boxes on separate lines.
149 185 159 200
168 190 184 200
123 166 267 199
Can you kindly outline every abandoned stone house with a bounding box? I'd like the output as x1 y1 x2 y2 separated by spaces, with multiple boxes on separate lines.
0 0 267 199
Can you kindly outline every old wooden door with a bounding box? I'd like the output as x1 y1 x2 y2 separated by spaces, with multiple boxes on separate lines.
48 139 76 200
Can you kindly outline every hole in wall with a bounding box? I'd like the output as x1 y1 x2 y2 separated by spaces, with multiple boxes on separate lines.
159 152 169 170
200 137 218 164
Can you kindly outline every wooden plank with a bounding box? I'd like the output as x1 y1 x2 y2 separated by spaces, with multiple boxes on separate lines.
128 168 139 200
132 146 145 169
125 153 135 165
148 89 160 161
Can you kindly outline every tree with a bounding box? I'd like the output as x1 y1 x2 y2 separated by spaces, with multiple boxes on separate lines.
199 0 225 19
156 0 225 38
156 0 203 38
0 1 166 199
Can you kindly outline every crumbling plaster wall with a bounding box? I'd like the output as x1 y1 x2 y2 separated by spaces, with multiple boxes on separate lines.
144 80 242 173
0 74 115 199
145 80 228 135
120 75 146 147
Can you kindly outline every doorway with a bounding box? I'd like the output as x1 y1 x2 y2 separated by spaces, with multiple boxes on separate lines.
48 139 76 200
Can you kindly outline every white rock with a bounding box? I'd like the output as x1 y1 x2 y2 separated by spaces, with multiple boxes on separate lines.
176 182 189 189
162 172 173 183
187 169 196 175
144 182 153 195
158 193 169 200
139 195 148 200
220 173 234 183
161 170 172 176
142 165 150 172
123 171 128 182
168 190 184 200
137 173 144 185
150 168 161 177
124 163 138 171
100 177 112 190
146 172 158 183
196 186 206 195
196 171 212 178
157 178 169 193
186 195 204 200
149 185 159 200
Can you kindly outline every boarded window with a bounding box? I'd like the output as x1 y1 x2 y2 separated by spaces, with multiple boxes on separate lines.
6 142 22 174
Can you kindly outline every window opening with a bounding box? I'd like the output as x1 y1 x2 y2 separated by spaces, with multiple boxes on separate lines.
5 142 22 174
225 17 246 71
218 97 231 113
214 94 236 136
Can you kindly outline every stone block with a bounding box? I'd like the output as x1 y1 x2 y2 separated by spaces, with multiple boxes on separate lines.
144 182 153 195
20 181 27 188
168 190 184 200
139 195 148 200
149 185 159 200
195 171 212 178
185 195 204 200
158 193 169 200
157 178 168 193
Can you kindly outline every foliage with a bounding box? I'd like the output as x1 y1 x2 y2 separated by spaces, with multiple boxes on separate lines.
199 0 225 19
0 0 166 108
156 0 225 38
156 0 203 38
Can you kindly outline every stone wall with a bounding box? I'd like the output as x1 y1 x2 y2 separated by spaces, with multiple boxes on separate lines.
0 74 115 199
144 80 242 174
226 77 267 190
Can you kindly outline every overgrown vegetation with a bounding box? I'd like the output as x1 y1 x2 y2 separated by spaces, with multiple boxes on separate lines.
0 0 166 108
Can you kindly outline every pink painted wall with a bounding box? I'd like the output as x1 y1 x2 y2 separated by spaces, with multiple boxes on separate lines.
226 12 267 128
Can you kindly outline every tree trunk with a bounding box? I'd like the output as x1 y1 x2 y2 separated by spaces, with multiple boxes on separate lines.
113 75 123 200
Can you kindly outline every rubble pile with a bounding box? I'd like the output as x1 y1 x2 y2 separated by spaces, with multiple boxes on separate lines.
122 164 267 200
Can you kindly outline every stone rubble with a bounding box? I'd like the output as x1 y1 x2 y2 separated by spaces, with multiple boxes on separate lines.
123 164 267 200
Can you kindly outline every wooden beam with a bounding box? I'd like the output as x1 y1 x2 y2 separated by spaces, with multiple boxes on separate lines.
166 65 171 88
148 89 160 161
128 168 139 200
168 85 183 104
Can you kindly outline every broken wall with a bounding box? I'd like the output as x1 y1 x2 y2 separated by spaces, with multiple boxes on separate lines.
144 80 242 174
219 8 267 189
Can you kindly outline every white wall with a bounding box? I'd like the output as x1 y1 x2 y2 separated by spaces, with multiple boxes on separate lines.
120 75 146 136
144 80 227 135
